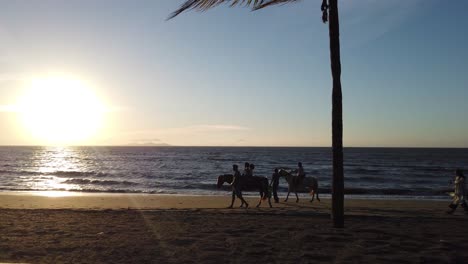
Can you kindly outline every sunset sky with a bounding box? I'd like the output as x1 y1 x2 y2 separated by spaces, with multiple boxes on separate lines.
0 0 467 147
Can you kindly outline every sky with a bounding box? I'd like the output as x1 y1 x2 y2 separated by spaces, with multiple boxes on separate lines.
0 0 467 147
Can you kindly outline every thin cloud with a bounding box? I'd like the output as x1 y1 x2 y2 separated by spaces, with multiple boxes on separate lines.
120 125 251 145
127 138 170 146
125 124 250 136
186 125 250 132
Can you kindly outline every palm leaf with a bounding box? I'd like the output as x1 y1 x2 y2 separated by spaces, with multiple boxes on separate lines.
167 0 301 20
254 0 301 10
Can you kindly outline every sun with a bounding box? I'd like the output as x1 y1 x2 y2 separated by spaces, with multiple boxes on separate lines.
18 77 105 145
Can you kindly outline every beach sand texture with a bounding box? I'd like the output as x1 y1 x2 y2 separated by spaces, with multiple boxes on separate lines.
1 194 467 263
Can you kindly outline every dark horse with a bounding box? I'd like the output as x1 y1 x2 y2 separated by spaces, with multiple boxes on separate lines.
217 174 272 208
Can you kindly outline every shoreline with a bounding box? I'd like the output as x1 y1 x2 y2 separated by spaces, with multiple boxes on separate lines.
0 190 452 200
0 191 451 211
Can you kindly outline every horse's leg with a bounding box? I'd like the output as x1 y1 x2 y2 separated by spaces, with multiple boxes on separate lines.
240 195 249 209
256 189 263 208
266 184 272 208
316 190 321 202
239 193 245 208
239 192 246 208
285 189 290 202
291 184 299 203
310 190 315 203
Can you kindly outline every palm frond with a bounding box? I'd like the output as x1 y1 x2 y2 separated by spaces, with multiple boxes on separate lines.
253 0 301 10
167 0 301 20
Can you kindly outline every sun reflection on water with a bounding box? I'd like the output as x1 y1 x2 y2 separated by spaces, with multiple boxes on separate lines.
36 146 79 173
30 146 84 192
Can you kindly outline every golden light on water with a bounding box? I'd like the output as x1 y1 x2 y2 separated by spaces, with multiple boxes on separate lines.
31 146 83 193
17 77 105 145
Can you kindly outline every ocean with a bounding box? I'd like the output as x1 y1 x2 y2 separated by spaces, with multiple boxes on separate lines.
0 146 466 199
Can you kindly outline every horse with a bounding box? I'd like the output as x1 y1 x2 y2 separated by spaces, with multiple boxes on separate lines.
278 169 320 203
217 174 272 208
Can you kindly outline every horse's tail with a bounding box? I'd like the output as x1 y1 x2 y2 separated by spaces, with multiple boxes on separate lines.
309 177 318 196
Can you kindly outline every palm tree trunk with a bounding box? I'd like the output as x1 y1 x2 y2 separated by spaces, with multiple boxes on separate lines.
328 0 344 228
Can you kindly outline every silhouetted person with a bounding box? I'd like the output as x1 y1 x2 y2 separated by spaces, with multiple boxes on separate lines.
270 168 280 203
243 162 251 177
447 169 467 214
229 164 248 208
249 163 255 177
293 162 305 187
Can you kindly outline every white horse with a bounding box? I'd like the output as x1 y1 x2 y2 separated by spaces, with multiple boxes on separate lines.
278 169 320 203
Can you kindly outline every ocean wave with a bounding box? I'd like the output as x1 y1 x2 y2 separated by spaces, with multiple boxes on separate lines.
340 187 451 196
207 157 234 161
0 169 114 178
346 176 386 183
70 188 145 193
419 166 450 172
146 182 221 191
49 171 112 178
62 178 139 186
0 169 38 175
346 167 382 175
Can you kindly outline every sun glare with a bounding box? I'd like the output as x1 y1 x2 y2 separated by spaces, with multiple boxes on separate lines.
18 77 105 145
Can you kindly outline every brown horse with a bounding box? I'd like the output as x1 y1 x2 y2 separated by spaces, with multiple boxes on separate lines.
217 174 272 208
278 169 320 203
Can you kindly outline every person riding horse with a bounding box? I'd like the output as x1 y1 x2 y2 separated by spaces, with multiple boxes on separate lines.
277 167 320 203
292 162 306 187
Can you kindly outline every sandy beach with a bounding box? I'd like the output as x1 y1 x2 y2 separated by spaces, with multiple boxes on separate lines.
0 192 466 263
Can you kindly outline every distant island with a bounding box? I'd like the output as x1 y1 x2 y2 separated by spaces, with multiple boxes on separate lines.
127 141 171 147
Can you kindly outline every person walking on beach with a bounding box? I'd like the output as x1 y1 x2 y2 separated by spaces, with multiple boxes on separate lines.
270 168 280 203
229 164 248 209
447 169 467 214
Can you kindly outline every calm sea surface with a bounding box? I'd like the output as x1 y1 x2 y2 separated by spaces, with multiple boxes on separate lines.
0 146 466 199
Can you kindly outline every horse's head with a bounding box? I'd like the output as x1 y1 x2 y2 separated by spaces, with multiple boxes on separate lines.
217 174 233 188
217 175 224 189
278 168 291 177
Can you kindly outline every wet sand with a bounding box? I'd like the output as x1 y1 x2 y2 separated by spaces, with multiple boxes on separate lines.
0 193 467 263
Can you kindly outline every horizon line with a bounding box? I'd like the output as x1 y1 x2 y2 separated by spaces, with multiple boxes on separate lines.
0 144 467 149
